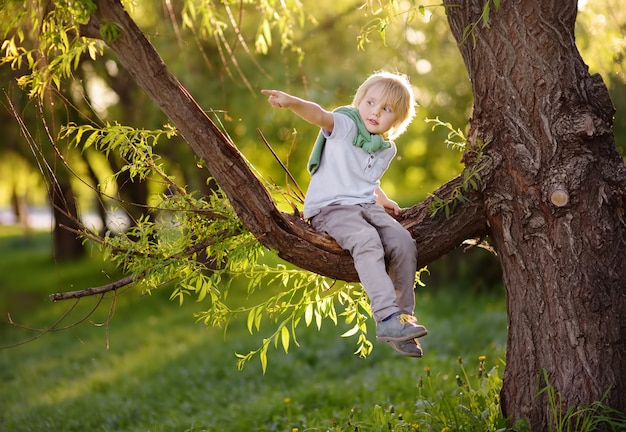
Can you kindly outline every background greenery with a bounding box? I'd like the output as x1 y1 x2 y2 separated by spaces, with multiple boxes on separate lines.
1 0 625 430
0 228 507 431
1 0 623 212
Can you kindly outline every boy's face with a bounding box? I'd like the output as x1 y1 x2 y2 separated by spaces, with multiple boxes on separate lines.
357 84 399 136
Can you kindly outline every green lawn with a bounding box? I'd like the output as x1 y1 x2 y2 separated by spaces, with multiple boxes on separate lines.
0 228 508 431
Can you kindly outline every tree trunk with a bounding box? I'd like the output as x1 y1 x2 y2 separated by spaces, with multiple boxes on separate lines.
52 182 84 260
444 0 626 429
10 187 30 235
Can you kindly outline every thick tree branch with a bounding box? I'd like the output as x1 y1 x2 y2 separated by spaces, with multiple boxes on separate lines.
78 0 488 284
400 175 489 265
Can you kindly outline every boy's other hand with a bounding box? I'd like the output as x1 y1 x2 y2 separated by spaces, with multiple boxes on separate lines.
376 196 401 216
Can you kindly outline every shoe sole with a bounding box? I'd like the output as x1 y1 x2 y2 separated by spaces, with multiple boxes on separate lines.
376 328 428 343
387 340 423 358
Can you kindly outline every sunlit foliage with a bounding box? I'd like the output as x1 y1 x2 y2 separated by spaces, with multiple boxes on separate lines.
0 0 623 369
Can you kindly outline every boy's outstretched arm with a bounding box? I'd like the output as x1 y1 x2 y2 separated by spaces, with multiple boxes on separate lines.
262 89 334 133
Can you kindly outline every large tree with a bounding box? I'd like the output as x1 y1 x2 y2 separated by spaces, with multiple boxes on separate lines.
442 0 626 428
3 0 625 429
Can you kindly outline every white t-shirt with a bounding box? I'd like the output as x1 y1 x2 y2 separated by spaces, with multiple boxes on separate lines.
303 112 397 219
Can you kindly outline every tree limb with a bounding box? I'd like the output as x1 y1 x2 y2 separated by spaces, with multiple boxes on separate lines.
78 0 489 284
49 275 135 301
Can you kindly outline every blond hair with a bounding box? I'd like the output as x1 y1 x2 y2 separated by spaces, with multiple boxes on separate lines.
352 71 417 140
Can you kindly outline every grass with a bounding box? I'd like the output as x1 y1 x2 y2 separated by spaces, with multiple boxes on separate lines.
0 227 508 431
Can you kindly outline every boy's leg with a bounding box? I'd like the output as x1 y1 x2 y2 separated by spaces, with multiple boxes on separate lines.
360 204 418 315
360 205 428 352
312 204 427 349
310 205 399 322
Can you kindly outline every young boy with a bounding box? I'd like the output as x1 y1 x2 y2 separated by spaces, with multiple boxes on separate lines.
262 71 428 357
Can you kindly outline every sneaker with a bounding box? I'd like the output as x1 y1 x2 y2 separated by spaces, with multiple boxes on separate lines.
376 313 428 342
387 338 424 358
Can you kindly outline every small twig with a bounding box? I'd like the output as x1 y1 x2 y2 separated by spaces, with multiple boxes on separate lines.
257 128 305 201
49 275 136 301
48 230 237 301
1 294 104 349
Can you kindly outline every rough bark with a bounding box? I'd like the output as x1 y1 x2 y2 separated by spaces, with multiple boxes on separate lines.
78 0 488 283
444 0 626 429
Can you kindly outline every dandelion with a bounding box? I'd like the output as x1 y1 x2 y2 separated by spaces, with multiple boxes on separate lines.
291 428 298 432
457 355 463 365
411 424 420 430
478 355 487 378
424 365 431 377
284 397 293 424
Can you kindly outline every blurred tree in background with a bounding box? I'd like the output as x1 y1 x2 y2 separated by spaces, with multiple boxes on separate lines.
0 0 472 225
2 0 622 238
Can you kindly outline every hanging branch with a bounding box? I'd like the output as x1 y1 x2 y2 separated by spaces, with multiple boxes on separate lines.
49 275 136 301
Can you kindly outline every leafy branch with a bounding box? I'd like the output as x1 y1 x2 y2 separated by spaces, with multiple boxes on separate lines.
356 1 444 50
233 276 372 373
426 117 488 219
56 119 377 371
460 0 502 47
1 0 102 97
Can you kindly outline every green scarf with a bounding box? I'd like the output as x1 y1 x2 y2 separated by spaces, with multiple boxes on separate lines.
307 106 391 174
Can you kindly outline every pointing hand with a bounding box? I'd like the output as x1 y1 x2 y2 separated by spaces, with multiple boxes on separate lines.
261 89 291 108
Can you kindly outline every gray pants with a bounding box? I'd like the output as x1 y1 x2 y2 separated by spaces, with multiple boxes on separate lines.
310 203 417 322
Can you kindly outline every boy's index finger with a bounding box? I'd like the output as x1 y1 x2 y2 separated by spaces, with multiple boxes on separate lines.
262 90 284 108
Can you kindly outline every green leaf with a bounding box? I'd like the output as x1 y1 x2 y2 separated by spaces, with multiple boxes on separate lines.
280 326 290 353
341 324 360 338
87 44 98 60
99 20 123 42
462 25 473 44
304 302 313 326
60 30 69 51
196 277 207 302
328 301 338 325
314 306 322 330
254 307 263 331
247 308 255 334
70 127 84 149
259 341 268 374
482 1 491 28
262 20 272 47
290 319 300 348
